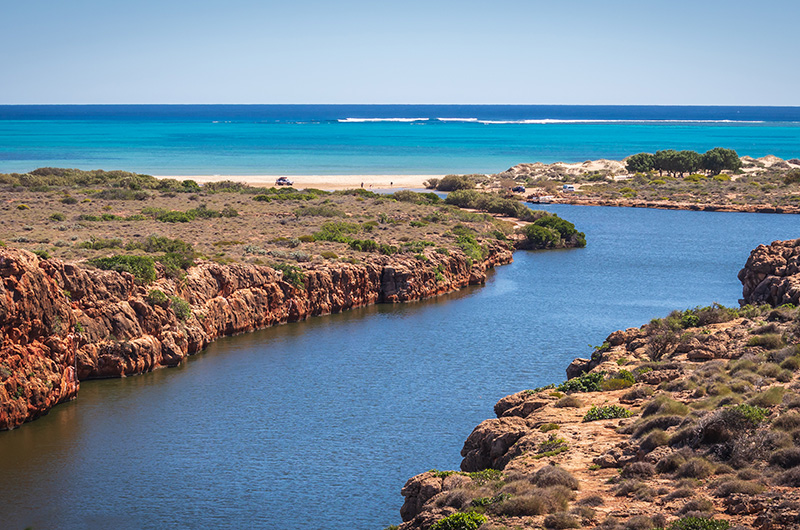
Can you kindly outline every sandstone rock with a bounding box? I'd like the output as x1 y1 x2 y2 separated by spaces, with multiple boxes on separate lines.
739 239 800 307
460 416 532 472
400 472 444 522
1 244 514 429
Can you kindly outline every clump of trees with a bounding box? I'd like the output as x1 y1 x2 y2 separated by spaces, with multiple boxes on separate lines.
520 215 586 250
425 174 483 191
626 148 741 176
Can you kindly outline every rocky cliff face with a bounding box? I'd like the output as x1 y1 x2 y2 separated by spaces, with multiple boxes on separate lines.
0 243 512 429
739 239 800 307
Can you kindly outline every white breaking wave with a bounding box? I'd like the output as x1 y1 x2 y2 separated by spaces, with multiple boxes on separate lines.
475 119 768 125
337 117 772 125
435 117 480 122
338 117 429 123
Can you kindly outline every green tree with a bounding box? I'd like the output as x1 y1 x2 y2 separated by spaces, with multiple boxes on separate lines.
626 153 655 174
653 149 679 176
675 150 702 177
701 147 741 175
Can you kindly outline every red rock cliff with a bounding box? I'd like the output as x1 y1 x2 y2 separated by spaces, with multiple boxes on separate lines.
739 238 800 307
0 243 512 429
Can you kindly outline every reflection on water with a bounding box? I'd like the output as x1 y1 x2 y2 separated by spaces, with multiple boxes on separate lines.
0 206 797 530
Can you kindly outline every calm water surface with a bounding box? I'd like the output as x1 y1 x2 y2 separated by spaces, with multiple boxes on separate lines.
0 205 797 529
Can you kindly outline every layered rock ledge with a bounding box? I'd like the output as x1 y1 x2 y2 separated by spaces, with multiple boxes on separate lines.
0 243 512 429
397 239 800 530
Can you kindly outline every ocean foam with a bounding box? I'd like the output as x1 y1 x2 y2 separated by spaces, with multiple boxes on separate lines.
338 118 429 123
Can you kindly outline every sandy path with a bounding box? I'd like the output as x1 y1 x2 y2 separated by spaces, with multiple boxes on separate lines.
154 174 442 191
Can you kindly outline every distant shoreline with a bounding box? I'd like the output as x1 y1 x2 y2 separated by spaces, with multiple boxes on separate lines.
154 173 441 191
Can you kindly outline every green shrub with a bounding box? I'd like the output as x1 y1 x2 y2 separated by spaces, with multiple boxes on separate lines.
16 203 30 210
145 289 170 307
749 388 785 408
88 255 156 284
49 212 66 221
294 205 345 217
435 174 477 191
583 405 633 422
429 512 486 530
313 221 360 243
747 333 785 350
272 262 304 288
157 210 195 223
666 516 729 530
523 224 560 248
558 372 604 393
169 296 191 320
78 236 124 250
126 235 194 255
33 249 50 259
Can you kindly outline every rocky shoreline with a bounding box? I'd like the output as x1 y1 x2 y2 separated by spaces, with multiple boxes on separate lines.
0 242 512 430
397 239 800 530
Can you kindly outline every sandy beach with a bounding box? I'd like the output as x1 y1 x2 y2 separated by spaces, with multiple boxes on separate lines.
154 174 442 191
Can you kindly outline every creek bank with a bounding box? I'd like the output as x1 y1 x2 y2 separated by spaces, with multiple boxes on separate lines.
1 242 512 430
398 239 800 530
543 197 800 215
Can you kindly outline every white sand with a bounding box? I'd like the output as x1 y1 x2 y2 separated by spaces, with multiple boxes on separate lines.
154 174 442 191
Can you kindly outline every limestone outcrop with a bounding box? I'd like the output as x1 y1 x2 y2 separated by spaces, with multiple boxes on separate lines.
0 243 512 429
739 239 800 307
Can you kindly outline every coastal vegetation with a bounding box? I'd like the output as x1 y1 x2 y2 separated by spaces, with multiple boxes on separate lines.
0 168 585 271
472 151 800 212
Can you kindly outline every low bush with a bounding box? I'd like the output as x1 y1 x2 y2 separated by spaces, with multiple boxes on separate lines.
714 479 764 497
169 296 191 321
621 462 656 478
558 372 604 393
435 174 478 191
543 512 581 529
77 236 124 250
640 429 670 452
749 387 786 408
533 465 579 490
668 516 729 530
555 395 584 408
88 255 156 284
583 405 633 422
769 447 800 469
491 485 572 516
429 512 486 530
676 458 715 479
642 395 689 417
748 334 786 350
272 262 305 288
145 289 169 307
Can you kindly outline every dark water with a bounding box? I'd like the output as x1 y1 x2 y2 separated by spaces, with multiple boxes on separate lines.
2 105 800 175
0 205 797 530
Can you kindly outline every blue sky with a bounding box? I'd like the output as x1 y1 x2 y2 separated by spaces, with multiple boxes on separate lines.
2 0 798 105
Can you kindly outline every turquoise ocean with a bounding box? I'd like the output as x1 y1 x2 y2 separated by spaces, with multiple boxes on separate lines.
1 105 799 175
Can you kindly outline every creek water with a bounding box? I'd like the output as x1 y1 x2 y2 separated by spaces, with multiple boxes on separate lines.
0 205 797 529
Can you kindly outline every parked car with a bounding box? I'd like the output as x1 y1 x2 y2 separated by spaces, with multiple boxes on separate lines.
562 184 575 192
275 177 293 186
511 185 526 193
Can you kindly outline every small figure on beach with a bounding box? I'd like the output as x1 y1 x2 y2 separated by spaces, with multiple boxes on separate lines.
361 182 364 188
